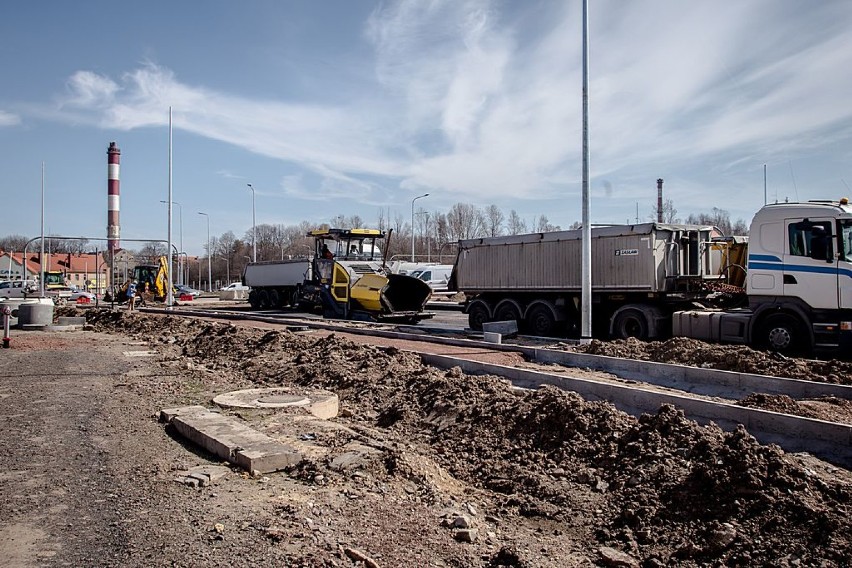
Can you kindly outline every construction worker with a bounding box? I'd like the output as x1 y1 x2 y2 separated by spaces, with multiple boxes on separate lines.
126 280 138 311
322 244 334 259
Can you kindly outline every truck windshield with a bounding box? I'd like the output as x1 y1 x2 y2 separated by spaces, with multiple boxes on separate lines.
841 220 852 262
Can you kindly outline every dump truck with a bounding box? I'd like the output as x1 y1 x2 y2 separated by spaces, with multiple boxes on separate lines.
243 228 433 322
450 198 852 355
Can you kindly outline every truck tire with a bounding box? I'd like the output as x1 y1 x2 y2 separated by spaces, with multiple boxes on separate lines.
248 290 261 310
269 289 281 308
612 308 649 340
257 290 270 309
467 302 490 331
494 301 522 326
759 313 806 355
526 304 557 337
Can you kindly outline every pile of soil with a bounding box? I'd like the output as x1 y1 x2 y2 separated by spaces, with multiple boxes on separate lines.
83 310 852 566
574 337 852 384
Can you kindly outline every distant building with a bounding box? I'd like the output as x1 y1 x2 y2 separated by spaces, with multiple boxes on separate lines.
0 250 112 293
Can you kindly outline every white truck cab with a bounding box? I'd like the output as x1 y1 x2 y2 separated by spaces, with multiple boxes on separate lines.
746 198 852 351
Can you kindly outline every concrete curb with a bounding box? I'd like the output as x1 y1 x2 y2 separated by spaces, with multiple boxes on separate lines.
160 406 302 474
420 353 852 469
533 349 852 401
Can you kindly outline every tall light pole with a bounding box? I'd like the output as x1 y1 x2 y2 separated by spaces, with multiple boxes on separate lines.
220 255 230 285
198 212 211 292
160 200 183 285
411 193 429 262
247 183 256 262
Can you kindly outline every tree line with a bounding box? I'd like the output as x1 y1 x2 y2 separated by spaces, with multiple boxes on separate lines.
1 201 747 286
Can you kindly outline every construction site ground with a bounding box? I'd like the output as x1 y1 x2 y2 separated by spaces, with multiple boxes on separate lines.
1 310 851 567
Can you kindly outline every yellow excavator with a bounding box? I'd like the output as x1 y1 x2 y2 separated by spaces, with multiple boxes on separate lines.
109 256 173 303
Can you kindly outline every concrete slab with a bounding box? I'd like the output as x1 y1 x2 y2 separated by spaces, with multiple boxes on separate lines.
482 332 502 344
57 316 86 326
483 320 518 337
161 405 302 474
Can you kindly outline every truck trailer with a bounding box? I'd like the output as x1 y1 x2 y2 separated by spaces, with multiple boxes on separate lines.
243 228 432 323
450 198 852 356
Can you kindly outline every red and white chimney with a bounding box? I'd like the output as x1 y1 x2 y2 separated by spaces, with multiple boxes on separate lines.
107 142 121 251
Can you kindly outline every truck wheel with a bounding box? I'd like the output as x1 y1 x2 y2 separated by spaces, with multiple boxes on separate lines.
258 290 270 309
269 289 280 308
612 308 649 340
248 291 261 310
467 303 490 331
760 313 804 354
526 305 556 336
494 303 522 325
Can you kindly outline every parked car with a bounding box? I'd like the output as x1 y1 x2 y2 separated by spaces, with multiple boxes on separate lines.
220 282 249 291
175 285 202 299
68 290 97 302
0 279 38 299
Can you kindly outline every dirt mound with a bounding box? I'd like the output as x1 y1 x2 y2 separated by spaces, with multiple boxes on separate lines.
577 337 852 384
85 310 852 566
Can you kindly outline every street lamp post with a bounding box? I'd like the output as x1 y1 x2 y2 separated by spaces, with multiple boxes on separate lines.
247 183 256 263
198 212 211 292
161 200 183 285
220 256 230 285
411 193 429 262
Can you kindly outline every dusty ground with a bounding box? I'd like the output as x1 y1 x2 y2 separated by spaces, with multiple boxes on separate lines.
2 309 851 567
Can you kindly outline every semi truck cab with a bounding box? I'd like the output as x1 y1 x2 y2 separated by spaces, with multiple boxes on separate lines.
745 198 852 352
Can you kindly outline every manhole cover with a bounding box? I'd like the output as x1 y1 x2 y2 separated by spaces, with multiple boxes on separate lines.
213 387 339 419
257 394 310 406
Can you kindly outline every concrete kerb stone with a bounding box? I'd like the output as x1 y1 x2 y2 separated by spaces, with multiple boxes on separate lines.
160 406 302 474
420 353 852 469
533 348 852 401
482 320 519 338
482 331 502 344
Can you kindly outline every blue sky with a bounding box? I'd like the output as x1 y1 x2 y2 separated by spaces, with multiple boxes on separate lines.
2 0 852 255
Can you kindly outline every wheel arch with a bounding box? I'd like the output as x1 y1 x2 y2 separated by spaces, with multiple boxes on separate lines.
750 304 814 351
609 303 667 339
524 299 564 323
494 298 524 319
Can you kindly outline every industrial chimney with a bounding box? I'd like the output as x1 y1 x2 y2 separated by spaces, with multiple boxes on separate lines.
656 178 664 223
107 142 121 252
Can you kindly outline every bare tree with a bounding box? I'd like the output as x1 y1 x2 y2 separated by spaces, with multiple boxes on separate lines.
686 208 747 236
0 234 29 252
533 215 561 232
445 203 486 242
136 242 167 265
506 210 527 235
484 205 505 237
650 199 679 223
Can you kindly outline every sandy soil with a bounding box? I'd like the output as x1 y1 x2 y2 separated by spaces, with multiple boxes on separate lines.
1 309 850 567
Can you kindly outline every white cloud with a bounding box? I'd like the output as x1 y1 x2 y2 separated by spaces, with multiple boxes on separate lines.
34 0 852 221
0 110 21 127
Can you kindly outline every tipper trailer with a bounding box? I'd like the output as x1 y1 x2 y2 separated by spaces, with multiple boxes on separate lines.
243 228 432 323
450 198 852 356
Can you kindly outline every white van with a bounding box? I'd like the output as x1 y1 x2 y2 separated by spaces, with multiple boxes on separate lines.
0 279 38 299
409 265 454 292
